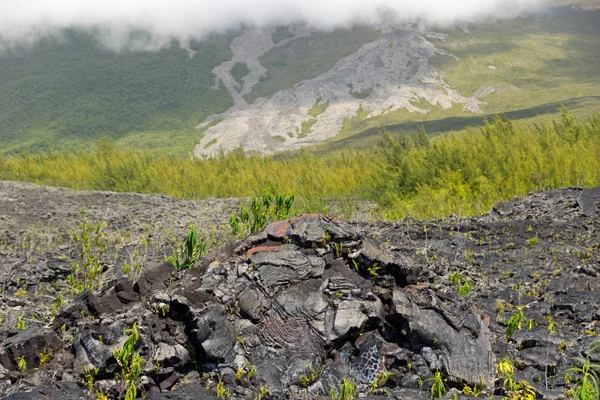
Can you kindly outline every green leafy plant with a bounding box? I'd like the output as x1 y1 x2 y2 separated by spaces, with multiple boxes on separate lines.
68 208 108 294
168 224 209 271
547 315 557 335
462 384 482 397
506 306 526 342
247 364 257 380
428 370 447 398
330 377 356 400
54 290 64 310
17 355 27 372
497 357 516 377
260 385 269 398
448 270 461 286
458 279 472 296
565 340 600 400
498 356 536 400
526 318 535 331
235 362 257 382
82 366 99 390
299 363 322 387
333 242 344 257
503 373 518 394
559 339 568 353
112 323 144 400
506 379 536 400
448 269 471 295
527 233 539 248
367 263 382 277
96 391 108 400
15 314 26 330
253 385 269 400
216 377 231 399
186 340 201 372
230 191 295 237
60 323 68 343
38 348 52 368
369 370 392 393
122 262 131 275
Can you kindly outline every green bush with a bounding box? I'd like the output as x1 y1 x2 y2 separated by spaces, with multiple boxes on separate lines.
68 208 108 294
565 340 600 400
1 110 599 221
329 377 356 400
168 224 210 271
112 323 144 400
230 192 295 237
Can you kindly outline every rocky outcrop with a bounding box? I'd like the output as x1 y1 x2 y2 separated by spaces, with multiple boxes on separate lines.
0 185 599 399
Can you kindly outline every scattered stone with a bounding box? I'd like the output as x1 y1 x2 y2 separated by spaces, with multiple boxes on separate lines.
1 184 599 400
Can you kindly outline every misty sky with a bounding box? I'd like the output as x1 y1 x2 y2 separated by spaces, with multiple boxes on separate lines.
0 0 546 48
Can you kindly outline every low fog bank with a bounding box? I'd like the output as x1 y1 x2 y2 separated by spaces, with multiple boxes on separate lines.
0 0 548 51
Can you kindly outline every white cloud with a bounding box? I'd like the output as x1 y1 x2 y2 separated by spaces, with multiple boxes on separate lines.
0 0 547 49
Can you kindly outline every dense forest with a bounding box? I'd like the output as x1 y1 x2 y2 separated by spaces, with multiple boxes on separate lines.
0 29 236 154
1 109 598 220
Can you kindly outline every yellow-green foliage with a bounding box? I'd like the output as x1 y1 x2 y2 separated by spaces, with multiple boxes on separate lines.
1 110 599 220
0 138 376 209
376 110 600 219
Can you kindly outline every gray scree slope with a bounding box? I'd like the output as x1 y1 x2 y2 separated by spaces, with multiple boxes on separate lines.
194 24 481 156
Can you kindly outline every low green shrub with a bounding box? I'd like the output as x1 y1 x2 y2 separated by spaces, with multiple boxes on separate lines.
112 323 144 400
168 224 210 271
230 191 295 237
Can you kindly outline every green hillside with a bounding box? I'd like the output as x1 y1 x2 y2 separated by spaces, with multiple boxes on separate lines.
431 6 600 114
0 29 237 155
321 6 600 150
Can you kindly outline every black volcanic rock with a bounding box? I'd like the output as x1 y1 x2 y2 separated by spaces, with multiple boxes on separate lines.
0 185 599 399
0 328 61 372
3 383 88 400
391 289 495 385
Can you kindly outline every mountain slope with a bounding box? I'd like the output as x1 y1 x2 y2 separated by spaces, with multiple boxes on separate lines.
0 4 599 155
0 29 236 155
315 5 600 151
193 24 482 156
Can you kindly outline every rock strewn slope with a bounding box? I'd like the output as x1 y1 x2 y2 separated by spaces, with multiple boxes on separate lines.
194 25 481 156
0 184 599 399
